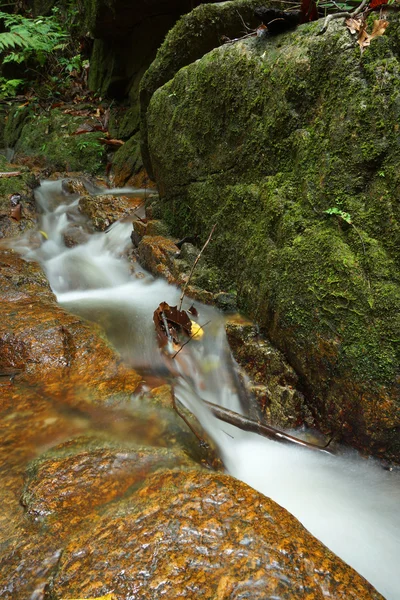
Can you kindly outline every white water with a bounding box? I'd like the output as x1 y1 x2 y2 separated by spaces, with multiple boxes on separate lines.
19 180 400 599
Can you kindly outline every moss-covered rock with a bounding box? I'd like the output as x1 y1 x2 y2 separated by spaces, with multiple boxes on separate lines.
4 105 107 174
0 159 38 239
140 0 286 176
146 17 400 460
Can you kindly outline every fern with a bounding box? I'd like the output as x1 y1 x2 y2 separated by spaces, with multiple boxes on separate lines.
0 32 32 51
0 7 84 100
0 10 67 61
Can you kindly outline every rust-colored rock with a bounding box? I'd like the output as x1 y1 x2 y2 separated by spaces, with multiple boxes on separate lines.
49 470 383 600
138 234 179 281
0 249 141 399
79 193 143 231
21 438 195 537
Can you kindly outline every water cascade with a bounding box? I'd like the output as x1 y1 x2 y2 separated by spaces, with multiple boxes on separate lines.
18 180 400 599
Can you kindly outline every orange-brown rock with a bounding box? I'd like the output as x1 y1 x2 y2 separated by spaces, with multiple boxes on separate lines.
138 234 179 281
79 193 143 231
21 438 196 537
48 470 383 600
0 249 141 399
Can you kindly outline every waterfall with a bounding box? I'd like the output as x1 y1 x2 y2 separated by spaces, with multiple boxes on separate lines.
17 179 400 599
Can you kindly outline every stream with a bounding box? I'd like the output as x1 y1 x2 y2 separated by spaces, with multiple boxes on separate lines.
15 179 400 599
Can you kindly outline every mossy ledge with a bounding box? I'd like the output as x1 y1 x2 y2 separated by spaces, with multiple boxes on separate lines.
146 17 400 461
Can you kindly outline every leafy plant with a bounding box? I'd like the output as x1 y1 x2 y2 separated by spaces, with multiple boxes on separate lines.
0 9 67 65
0 76 24 96
0 7 87 99
324 207 352 224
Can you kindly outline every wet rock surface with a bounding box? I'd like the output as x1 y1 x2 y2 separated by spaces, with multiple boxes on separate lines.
48 470 383 600
79 193 143 231
0 249 141 398
226 318 312 429
0 163 387 598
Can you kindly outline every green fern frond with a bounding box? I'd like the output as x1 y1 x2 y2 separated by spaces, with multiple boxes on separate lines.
0 31 32 51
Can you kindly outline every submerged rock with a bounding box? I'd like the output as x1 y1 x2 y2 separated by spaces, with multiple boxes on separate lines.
48 469 383 599
144 14 400 461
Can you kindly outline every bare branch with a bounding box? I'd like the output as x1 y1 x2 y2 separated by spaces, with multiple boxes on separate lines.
203 399 335 454
318 0 369 34
0 171 21 178
178 224 216 311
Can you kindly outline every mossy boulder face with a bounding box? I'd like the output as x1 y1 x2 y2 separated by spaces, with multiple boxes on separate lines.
140 0 286 176
146 17 400 461
4 105 107 174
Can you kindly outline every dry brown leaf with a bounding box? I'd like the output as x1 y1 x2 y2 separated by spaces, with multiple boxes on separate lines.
370 19 389 39
98 138 124 147
356 19 388 52
358 28 371 51
346 17 362 34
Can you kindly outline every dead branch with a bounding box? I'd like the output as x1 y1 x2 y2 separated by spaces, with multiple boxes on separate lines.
171 385 208 446
203 399 335 454
0 171 21 178
318 0 369 34
178 224 216 311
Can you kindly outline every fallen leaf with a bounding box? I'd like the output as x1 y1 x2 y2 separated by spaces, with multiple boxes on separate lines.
358 28 371 51
188 305 198 317
98 138 124 147
10 204 22 221
356 19 388 52
370 19 389 39
369 0 388 8
346 17 362 34
190 320 204 340
153 302 192 350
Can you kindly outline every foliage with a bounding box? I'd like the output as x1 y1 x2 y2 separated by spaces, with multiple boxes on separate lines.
324 207 352 224
0 9 67 65
0 7 87 99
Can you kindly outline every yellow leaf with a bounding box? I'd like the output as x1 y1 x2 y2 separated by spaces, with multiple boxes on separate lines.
190 320 204 340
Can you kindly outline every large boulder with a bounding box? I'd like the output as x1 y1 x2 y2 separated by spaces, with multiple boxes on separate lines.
144 16 400 460
47 469 382 599
84 0 268 183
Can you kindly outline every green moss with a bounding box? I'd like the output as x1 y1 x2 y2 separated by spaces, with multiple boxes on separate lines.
140 0 293 176
147 16 400 397
6 107 107 174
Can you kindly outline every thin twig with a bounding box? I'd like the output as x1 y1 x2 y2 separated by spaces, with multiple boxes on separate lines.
203 399 335 454
318 0 369 34
171 385 207 445
172 321 211 359
178 224 216 311
223 32 257 45
236 9 254 32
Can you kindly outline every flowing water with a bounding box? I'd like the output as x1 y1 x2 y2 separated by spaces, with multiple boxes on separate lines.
17 180 400 599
